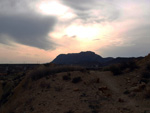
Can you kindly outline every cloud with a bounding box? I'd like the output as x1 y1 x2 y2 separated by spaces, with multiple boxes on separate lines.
99 40 150 57
0 0 59 50
0 13 57 50
99 23 150 57
61 0 120 23
0 0 34 14
61 0 96 11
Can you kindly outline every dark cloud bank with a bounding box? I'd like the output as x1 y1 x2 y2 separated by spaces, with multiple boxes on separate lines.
0 0 57 50
0 14 57 50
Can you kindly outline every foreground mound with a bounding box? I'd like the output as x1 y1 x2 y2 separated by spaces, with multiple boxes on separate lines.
0 63 150 113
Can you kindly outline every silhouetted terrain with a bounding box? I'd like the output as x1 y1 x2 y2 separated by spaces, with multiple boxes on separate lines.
0 64 39 75
52 51 143 67
0 53 150 113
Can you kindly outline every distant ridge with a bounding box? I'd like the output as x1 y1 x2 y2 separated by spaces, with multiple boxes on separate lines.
51 51 141 67
52 51 113 66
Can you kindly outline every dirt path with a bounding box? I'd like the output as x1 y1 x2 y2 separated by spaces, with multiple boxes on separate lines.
94 71 140 113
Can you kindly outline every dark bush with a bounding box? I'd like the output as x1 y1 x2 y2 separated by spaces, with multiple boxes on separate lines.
2 81 6 88
30 65 85 81
142 71 150 79
64 110 74 113
119 60 138 72
62 75 71 81
0 90 13 105
72 77 82 83
144 89 150 99
123 90 130 94
140 78 149 84
89 105 99 109
146 63 150 71
120 62 129 70
128 61 138 71
92 110 99 113
40 82 50 89
30 66 48 81
54 86 63 92
109 65 122 75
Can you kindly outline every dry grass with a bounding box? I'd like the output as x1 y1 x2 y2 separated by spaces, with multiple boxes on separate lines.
30 65 85 81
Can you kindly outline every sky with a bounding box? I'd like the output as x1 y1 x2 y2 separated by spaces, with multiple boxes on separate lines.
0 0 150 63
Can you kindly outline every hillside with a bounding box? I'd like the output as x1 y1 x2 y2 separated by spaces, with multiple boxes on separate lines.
51 51 140 67
52 51 113 66
0 54 150 113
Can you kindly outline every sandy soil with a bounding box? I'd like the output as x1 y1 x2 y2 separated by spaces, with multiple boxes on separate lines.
1 69 150 113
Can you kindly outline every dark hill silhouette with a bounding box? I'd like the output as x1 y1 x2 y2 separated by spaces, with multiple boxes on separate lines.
51 51 142 67
52 51 112 65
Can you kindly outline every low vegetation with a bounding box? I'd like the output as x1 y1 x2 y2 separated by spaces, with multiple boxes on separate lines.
40 81 50 89
0 82 13 106
108 65 122 75
0 72 26 106
62 75 71 81
146 63 150 70
30 65 85 81
142 71 150 79
105 60 138 75
64 110 74 113
72 77 82 83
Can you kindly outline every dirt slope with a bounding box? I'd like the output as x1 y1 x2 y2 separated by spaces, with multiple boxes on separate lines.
1 67 150 113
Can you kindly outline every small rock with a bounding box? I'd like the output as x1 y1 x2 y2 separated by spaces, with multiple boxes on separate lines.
60 99 64 102
83 82 87 85
129 83 146 92
139 82 146 89
98 86 108 94
96 78 100 83
57 102 62 105
99 86 108 91
105 93 112 97
118 98 125 103
129 86 140 92
129 92 136 97
74 88 79 91
127 77 130 80
127 80 131 83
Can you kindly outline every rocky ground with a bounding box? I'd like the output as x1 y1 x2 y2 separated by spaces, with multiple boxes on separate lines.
0 55 150 113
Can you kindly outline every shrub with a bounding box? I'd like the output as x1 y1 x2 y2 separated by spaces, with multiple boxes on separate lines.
72 77 82 83
142 71 150 79
119 60 138 71
140 78 149 84
64 110 74 113
109 65 122 75
40 82 50 89
2 81 6 88
30 65 85 81
0 89 13 105
120 62 129 70
54 86 63 92
123 90 130 94
144 89 150 99
62 75 71 81
30 66 48 81
146 63 150 71
128 61 138 71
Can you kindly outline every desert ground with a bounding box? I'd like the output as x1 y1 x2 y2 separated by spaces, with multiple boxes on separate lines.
0 55 150 113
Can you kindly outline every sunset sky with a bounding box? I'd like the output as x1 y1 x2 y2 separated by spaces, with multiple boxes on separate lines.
0 0 150 63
